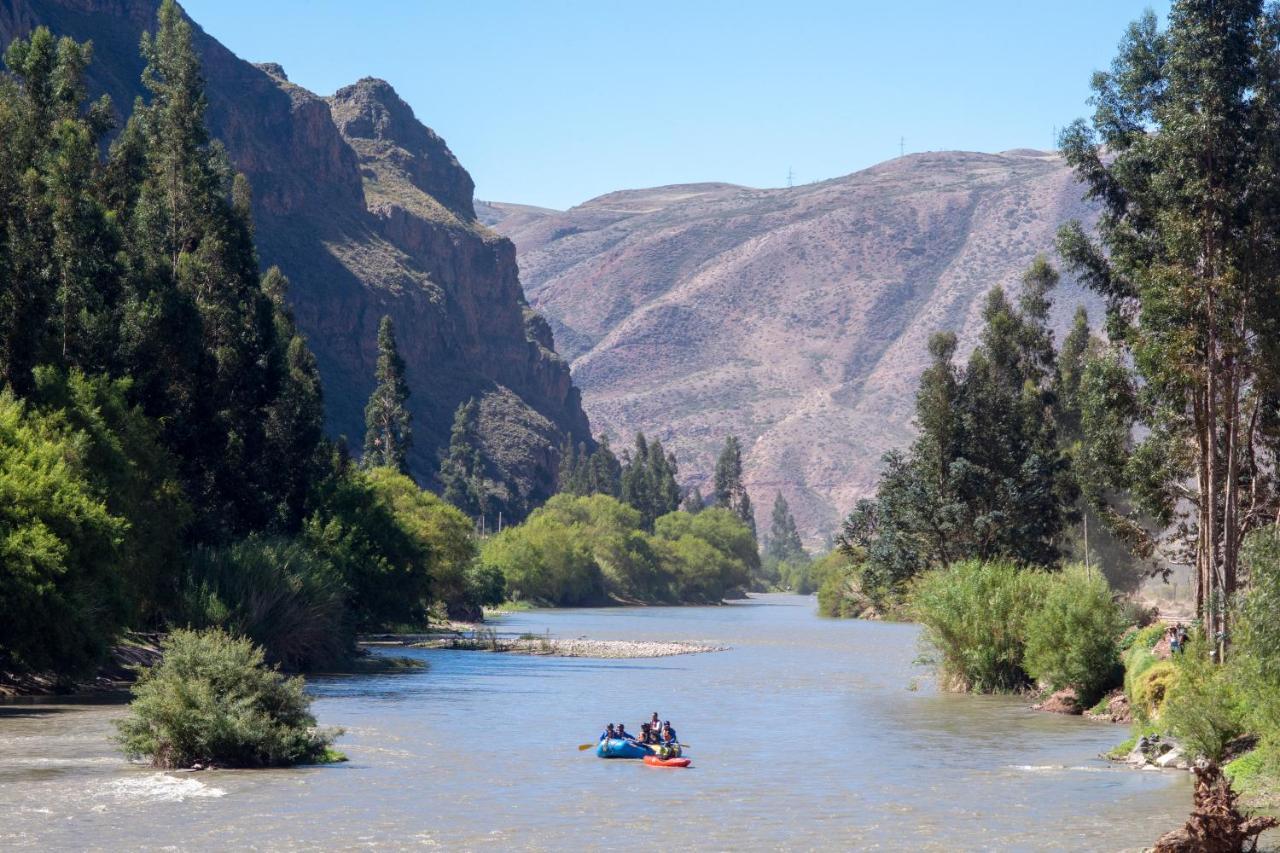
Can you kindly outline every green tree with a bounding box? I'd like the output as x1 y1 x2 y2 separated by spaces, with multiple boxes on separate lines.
713 435 756 537
362 315 412 473
765 491 806 565
1058 0 1280 647
0 27 117 393
620 432 681 528
0 389 128 674
438 398 488 517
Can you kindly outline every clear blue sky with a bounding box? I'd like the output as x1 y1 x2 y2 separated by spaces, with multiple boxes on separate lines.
181 0 1170 210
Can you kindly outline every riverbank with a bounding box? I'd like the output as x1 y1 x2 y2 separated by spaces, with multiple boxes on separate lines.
0 635 162 698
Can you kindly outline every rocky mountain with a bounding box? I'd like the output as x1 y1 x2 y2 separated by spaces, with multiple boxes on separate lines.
486 151 1103 544
1 0 592 517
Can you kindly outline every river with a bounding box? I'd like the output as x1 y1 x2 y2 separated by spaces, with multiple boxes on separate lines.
1 594 1191 851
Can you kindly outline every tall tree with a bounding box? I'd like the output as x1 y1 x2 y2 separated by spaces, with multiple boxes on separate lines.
714 435 756 537
765 491 806 565
362 315 412 473
1058 1 1280 646
620 432 682 528
438 398 487 518
0 27 117 394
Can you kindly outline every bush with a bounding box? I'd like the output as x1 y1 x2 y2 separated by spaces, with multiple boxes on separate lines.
1023 566 1125 703
909 559 1041 692
174 537 350 671
1163 636 1246 761
1236 527 1280 749
1130 660 1177 722
304 466 430 629
0 389 128 675
363 467 479 618
115 629 340 768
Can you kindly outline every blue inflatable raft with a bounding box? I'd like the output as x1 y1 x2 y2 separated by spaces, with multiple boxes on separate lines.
596 738 652 759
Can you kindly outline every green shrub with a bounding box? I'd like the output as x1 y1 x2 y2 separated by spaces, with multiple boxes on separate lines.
363 467 480 618
0 389 128 675
174 537 350 671
303 466 430 629
1023 566 1125 703
115 628 340 768
1163 637 1246 761
1236 526 1280 750
1130 660 1177 722
909 559 1041 692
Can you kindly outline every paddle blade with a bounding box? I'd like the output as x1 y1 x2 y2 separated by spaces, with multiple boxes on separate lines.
578 743 595 751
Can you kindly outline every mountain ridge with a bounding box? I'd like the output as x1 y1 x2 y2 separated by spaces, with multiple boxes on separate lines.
488 148 1103 543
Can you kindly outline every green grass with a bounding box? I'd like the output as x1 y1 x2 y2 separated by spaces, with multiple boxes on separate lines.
1224 748 1280 808
319 747 349 764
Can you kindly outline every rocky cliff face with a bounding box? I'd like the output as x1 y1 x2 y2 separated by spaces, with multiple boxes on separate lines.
487 151 1103 543
3 0 592 516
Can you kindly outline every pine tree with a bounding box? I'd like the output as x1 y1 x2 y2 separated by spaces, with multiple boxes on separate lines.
586 436 622 497
439 399 488 517
714 435 756 536
766 491 806 565
260 266 326 531
362 315 412 473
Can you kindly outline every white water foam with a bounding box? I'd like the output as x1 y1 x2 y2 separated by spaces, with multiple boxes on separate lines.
98 773 226 803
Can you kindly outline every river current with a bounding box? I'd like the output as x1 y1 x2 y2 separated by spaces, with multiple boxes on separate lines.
1 594 1191 851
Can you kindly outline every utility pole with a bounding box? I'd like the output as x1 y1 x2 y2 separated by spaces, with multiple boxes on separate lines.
786 167 794 188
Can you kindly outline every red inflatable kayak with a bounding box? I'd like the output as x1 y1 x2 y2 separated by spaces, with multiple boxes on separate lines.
643 755 691 768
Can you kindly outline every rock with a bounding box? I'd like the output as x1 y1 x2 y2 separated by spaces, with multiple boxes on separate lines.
1155 748 1185 769
1085 690 1132 724
1033 688 1082 715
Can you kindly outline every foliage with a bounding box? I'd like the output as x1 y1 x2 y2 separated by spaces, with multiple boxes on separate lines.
438 398 487 518
762 491 808 589
0 389 127 674
303 464 431 630
557 435 621 499
1023 566 1125 703
713 435 756 537
32 368 188 623
813 549 872 617
619 432 681 529
1058 0 1280 645
364 466 488 617
1163 637 1246 761
909 560 1043 692
478 495 757 606
362 316 412 473
1233 527 1280 753
173 536 350 671
838 263 1077 605
114 628 339 768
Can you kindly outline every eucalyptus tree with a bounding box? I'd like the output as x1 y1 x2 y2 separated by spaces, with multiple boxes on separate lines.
1058 1 1280 645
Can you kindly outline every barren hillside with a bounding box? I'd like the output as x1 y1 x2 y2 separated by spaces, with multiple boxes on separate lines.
488 150 1102 543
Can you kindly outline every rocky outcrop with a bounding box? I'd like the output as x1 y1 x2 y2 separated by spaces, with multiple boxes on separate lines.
3 0 593 516
488 152 1105 543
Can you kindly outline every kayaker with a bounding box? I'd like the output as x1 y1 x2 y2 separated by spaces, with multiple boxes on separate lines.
600 723 616 742
661 721 678 745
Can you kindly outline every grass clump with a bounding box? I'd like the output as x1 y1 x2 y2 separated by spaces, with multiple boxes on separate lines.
909 559 1040 692
910 560 1128 697
115 628 341 769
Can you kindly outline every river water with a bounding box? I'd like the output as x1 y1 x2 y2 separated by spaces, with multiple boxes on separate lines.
1 594 1192 851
